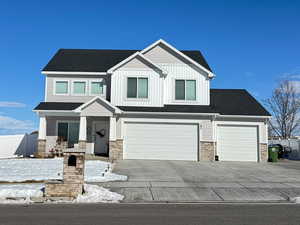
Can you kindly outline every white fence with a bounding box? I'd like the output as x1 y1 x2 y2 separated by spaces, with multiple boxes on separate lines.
0 134 37 159
269 139 300 160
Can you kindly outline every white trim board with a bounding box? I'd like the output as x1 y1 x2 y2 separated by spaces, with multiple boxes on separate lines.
42 71 107 75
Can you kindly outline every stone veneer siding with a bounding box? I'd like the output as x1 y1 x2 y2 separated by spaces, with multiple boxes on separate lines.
109 139 123 161
45 151 85 199
260 143 268 162
200 141 215 161
35 139 47 158
78 140 87 150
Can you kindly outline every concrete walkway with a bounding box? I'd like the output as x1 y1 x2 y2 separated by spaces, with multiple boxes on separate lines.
96 160 300 203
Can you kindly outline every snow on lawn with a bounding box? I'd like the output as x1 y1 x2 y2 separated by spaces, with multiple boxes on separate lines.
0 184 123 204
75 184 123 203
0 184 44 204
0 158 127 183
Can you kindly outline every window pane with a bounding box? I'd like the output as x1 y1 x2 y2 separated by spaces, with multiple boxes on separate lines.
68 122 79 148
127 78 137 98
175 80 185 100
56 81 68 94
186 80 196 100
138 78 148 98
73 82 86 94
91 82 103 95
58 123 68 142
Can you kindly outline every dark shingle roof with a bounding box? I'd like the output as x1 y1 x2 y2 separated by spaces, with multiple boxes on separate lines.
34 89 270 116
42 49 212 72
33 102 82 111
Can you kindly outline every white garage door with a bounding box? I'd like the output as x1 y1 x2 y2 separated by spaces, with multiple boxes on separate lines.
217 125 258 162
124 122 198 161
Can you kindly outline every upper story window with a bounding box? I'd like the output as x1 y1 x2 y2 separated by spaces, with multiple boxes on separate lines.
175 79 196 101
73 81 86 95
127 77 148 99
55 81 68 94
91 81 104 95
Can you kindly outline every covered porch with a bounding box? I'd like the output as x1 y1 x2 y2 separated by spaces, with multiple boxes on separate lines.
34 97 122 160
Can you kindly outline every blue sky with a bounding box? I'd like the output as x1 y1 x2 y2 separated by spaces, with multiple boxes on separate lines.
0 0 299 134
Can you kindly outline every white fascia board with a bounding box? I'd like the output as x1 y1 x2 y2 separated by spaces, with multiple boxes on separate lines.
107 52 167 75
42 71 107 75
73 96 122 114
218 115 272 119
140 39 215 78
33 110 80 117
122 111 220 116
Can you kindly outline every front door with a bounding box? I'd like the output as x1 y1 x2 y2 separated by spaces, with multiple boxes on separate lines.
93 121 109 155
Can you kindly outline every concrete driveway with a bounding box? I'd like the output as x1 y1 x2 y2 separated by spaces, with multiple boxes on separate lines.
100 160 300 203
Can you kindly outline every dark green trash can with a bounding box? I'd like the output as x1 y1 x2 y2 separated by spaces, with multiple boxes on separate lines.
268 146 279 162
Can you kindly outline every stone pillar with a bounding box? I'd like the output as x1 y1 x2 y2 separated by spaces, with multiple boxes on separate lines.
109 139 123 161
36 139 47 158
45 149 85 199
200 141 215 161
260 143 268 162
36 116 47 158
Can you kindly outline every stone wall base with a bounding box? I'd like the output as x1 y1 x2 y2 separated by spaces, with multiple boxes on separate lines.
35 139 47 158
260 143 268 162
78 140 87 149
45 182 83 198
109 139 123 161
200 141 215 161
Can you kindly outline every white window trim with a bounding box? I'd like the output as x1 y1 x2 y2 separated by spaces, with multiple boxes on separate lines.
53 79 70 96
173 78 197 103
125 75 150 102
89 79 106 97
71 80 87 96
56 120 80 143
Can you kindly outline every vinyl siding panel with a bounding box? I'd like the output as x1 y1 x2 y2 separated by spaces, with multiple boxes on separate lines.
46 75 107 102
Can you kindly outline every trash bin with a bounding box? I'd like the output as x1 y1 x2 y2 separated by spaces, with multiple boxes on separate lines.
268 146 279 162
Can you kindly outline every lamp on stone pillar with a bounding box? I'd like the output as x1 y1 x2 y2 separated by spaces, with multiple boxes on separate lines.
36 115 47 158
78 116 87 149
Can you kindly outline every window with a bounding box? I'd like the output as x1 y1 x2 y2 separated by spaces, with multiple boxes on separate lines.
175 80 196 101
91 82 104 95
127 77 148 99
73 81 86 95
57 122 79 148
55 81 68 94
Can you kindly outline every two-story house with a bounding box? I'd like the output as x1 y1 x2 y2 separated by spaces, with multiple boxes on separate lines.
34 39 270 162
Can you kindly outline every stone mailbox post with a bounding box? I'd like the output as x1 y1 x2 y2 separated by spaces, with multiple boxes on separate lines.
45 149 85 199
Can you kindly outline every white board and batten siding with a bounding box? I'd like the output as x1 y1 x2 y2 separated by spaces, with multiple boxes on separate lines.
111 69 163 107
143 43 210 105
123 122 199 161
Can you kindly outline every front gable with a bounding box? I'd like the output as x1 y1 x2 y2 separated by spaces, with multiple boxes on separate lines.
74 96 121 116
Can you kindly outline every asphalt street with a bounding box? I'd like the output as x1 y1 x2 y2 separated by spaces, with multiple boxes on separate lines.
0 203 299 225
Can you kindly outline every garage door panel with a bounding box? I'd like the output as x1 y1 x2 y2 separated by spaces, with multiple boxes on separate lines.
217 125 258 162
124 122 198 161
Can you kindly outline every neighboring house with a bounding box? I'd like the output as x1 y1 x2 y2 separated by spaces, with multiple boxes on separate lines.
34 39 270 162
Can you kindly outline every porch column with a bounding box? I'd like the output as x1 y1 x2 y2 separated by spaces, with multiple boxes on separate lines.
36 115 47 158
109 116 116 141
78 116 87 149
38 116 46 140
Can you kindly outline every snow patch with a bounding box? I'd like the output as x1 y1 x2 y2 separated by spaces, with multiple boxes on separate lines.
0 159 127 183
290 197 300 203
0 184 44 204
75 184 124 203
